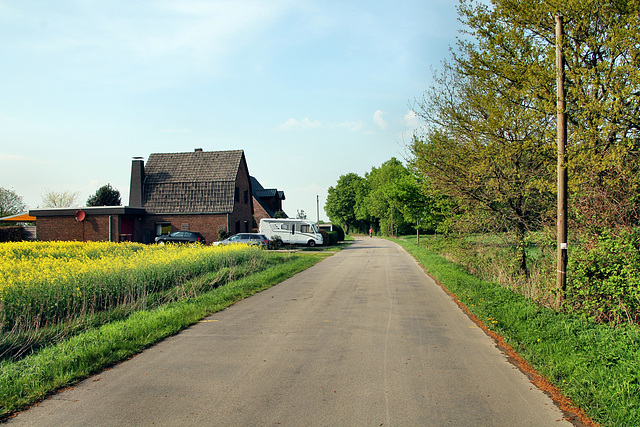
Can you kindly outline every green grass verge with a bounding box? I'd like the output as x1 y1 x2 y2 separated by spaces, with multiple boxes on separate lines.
0 253 326 419
392 236 640 427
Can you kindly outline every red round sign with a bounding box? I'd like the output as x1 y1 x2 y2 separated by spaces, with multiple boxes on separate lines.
75 210 85 222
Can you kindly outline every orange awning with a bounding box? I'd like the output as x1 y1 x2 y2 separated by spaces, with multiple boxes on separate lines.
1 212 36 222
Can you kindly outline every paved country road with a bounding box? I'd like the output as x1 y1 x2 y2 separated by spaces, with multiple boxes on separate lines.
9 237 571 426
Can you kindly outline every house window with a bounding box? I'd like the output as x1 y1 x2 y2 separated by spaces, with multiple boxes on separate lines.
244 190 249 204
181 223 190 231
234 221 240 233
235 187 239 202
244 221 249 232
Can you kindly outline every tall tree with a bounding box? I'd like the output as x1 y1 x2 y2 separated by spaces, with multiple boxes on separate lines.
411 0 640 273
86 184 121 207
0 187 27 218
40 190 81 208
365 158 415 236
325 173 367 234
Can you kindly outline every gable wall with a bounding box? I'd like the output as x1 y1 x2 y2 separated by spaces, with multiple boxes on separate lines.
228 155 254 233
253 196 270 225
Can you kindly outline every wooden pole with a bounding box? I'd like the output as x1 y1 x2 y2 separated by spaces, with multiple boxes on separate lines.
556 14 568 306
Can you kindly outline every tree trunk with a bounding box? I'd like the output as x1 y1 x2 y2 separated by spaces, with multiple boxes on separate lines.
515 222 529 278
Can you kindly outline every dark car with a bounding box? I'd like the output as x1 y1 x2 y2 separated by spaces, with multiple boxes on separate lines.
213 233 269 248
155 231 206 245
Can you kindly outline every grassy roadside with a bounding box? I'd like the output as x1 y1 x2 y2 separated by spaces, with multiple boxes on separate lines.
0 252 327 420
392 236 640 427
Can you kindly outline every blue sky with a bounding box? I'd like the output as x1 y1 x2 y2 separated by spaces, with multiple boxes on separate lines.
0 0 463 221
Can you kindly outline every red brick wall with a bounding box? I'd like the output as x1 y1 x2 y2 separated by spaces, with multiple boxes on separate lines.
36 215 118 242
228 155 254 234
253 196 270 226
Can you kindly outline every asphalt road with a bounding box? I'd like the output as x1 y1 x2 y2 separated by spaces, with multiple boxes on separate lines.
9 237 571 426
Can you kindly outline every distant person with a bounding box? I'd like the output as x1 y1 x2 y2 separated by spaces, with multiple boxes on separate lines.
369 227 373 238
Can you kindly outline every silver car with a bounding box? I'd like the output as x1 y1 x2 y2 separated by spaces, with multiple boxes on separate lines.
213 233 269 248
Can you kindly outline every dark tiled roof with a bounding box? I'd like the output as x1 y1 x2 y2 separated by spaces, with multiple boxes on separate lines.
255 188 278 198
250 176 285 200
250 176 264 191
143 150 244 213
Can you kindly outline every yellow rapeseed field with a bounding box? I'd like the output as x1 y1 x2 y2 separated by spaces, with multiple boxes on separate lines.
0 241 264 332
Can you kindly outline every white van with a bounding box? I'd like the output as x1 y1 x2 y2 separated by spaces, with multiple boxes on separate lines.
259 218 324 247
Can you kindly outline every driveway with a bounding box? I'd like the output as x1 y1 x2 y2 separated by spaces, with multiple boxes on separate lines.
9 237 571 426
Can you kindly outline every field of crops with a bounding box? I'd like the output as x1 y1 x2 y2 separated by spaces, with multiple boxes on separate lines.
0 241 270 358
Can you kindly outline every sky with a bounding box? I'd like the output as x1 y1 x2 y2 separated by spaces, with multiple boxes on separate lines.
0 0 464 222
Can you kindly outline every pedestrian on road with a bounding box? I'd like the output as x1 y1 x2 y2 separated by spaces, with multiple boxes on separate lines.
369 227 373 238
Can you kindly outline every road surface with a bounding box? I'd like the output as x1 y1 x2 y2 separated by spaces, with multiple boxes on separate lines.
9 237 571 426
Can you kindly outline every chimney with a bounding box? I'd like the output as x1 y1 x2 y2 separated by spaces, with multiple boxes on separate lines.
129 157 145 207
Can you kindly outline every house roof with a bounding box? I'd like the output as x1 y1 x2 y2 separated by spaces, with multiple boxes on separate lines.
143 150 246 214
250 176 285 201
254 188 278 198
250 176 287 218
1 212 36 222
29 207 147 217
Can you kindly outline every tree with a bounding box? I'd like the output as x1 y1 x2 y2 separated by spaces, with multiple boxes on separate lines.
411 0 640 274
40 190 81 208
365 158 416 236
325 173 368 234
0 187 27 218
296 210 307 220
86 184 121 207
274 210 287 219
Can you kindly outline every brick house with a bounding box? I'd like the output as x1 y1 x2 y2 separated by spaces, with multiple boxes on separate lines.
30 149 255 244
29 206 147 242
251 176 287 224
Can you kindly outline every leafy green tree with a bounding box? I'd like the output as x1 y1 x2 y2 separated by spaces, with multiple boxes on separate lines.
86 184 121 207
394 172 450 242
325 173 367 234
0 187 27 218
411 0 640 274
365 158 415 236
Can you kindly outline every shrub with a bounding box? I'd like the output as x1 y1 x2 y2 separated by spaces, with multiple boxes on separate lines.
0 227 22 243
567 229 640 324
320 230 330 246
327 231 339 246
217 229 230 241
269 236 283 249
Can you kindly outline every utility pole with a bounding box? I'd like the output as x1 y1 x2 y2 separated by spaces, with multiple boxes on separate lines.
556 14 568 307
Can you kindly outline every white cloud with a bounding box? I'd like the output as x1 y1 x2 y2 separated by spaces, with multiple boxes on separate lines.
373 110 387 130
404 110 418 128
278 117 321 131
329 120 363 132
0 152 49 164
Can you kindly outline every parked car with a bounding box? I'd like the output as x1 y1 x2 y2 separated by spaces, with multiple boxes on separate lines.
155 231 206 245
213 233 269 248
